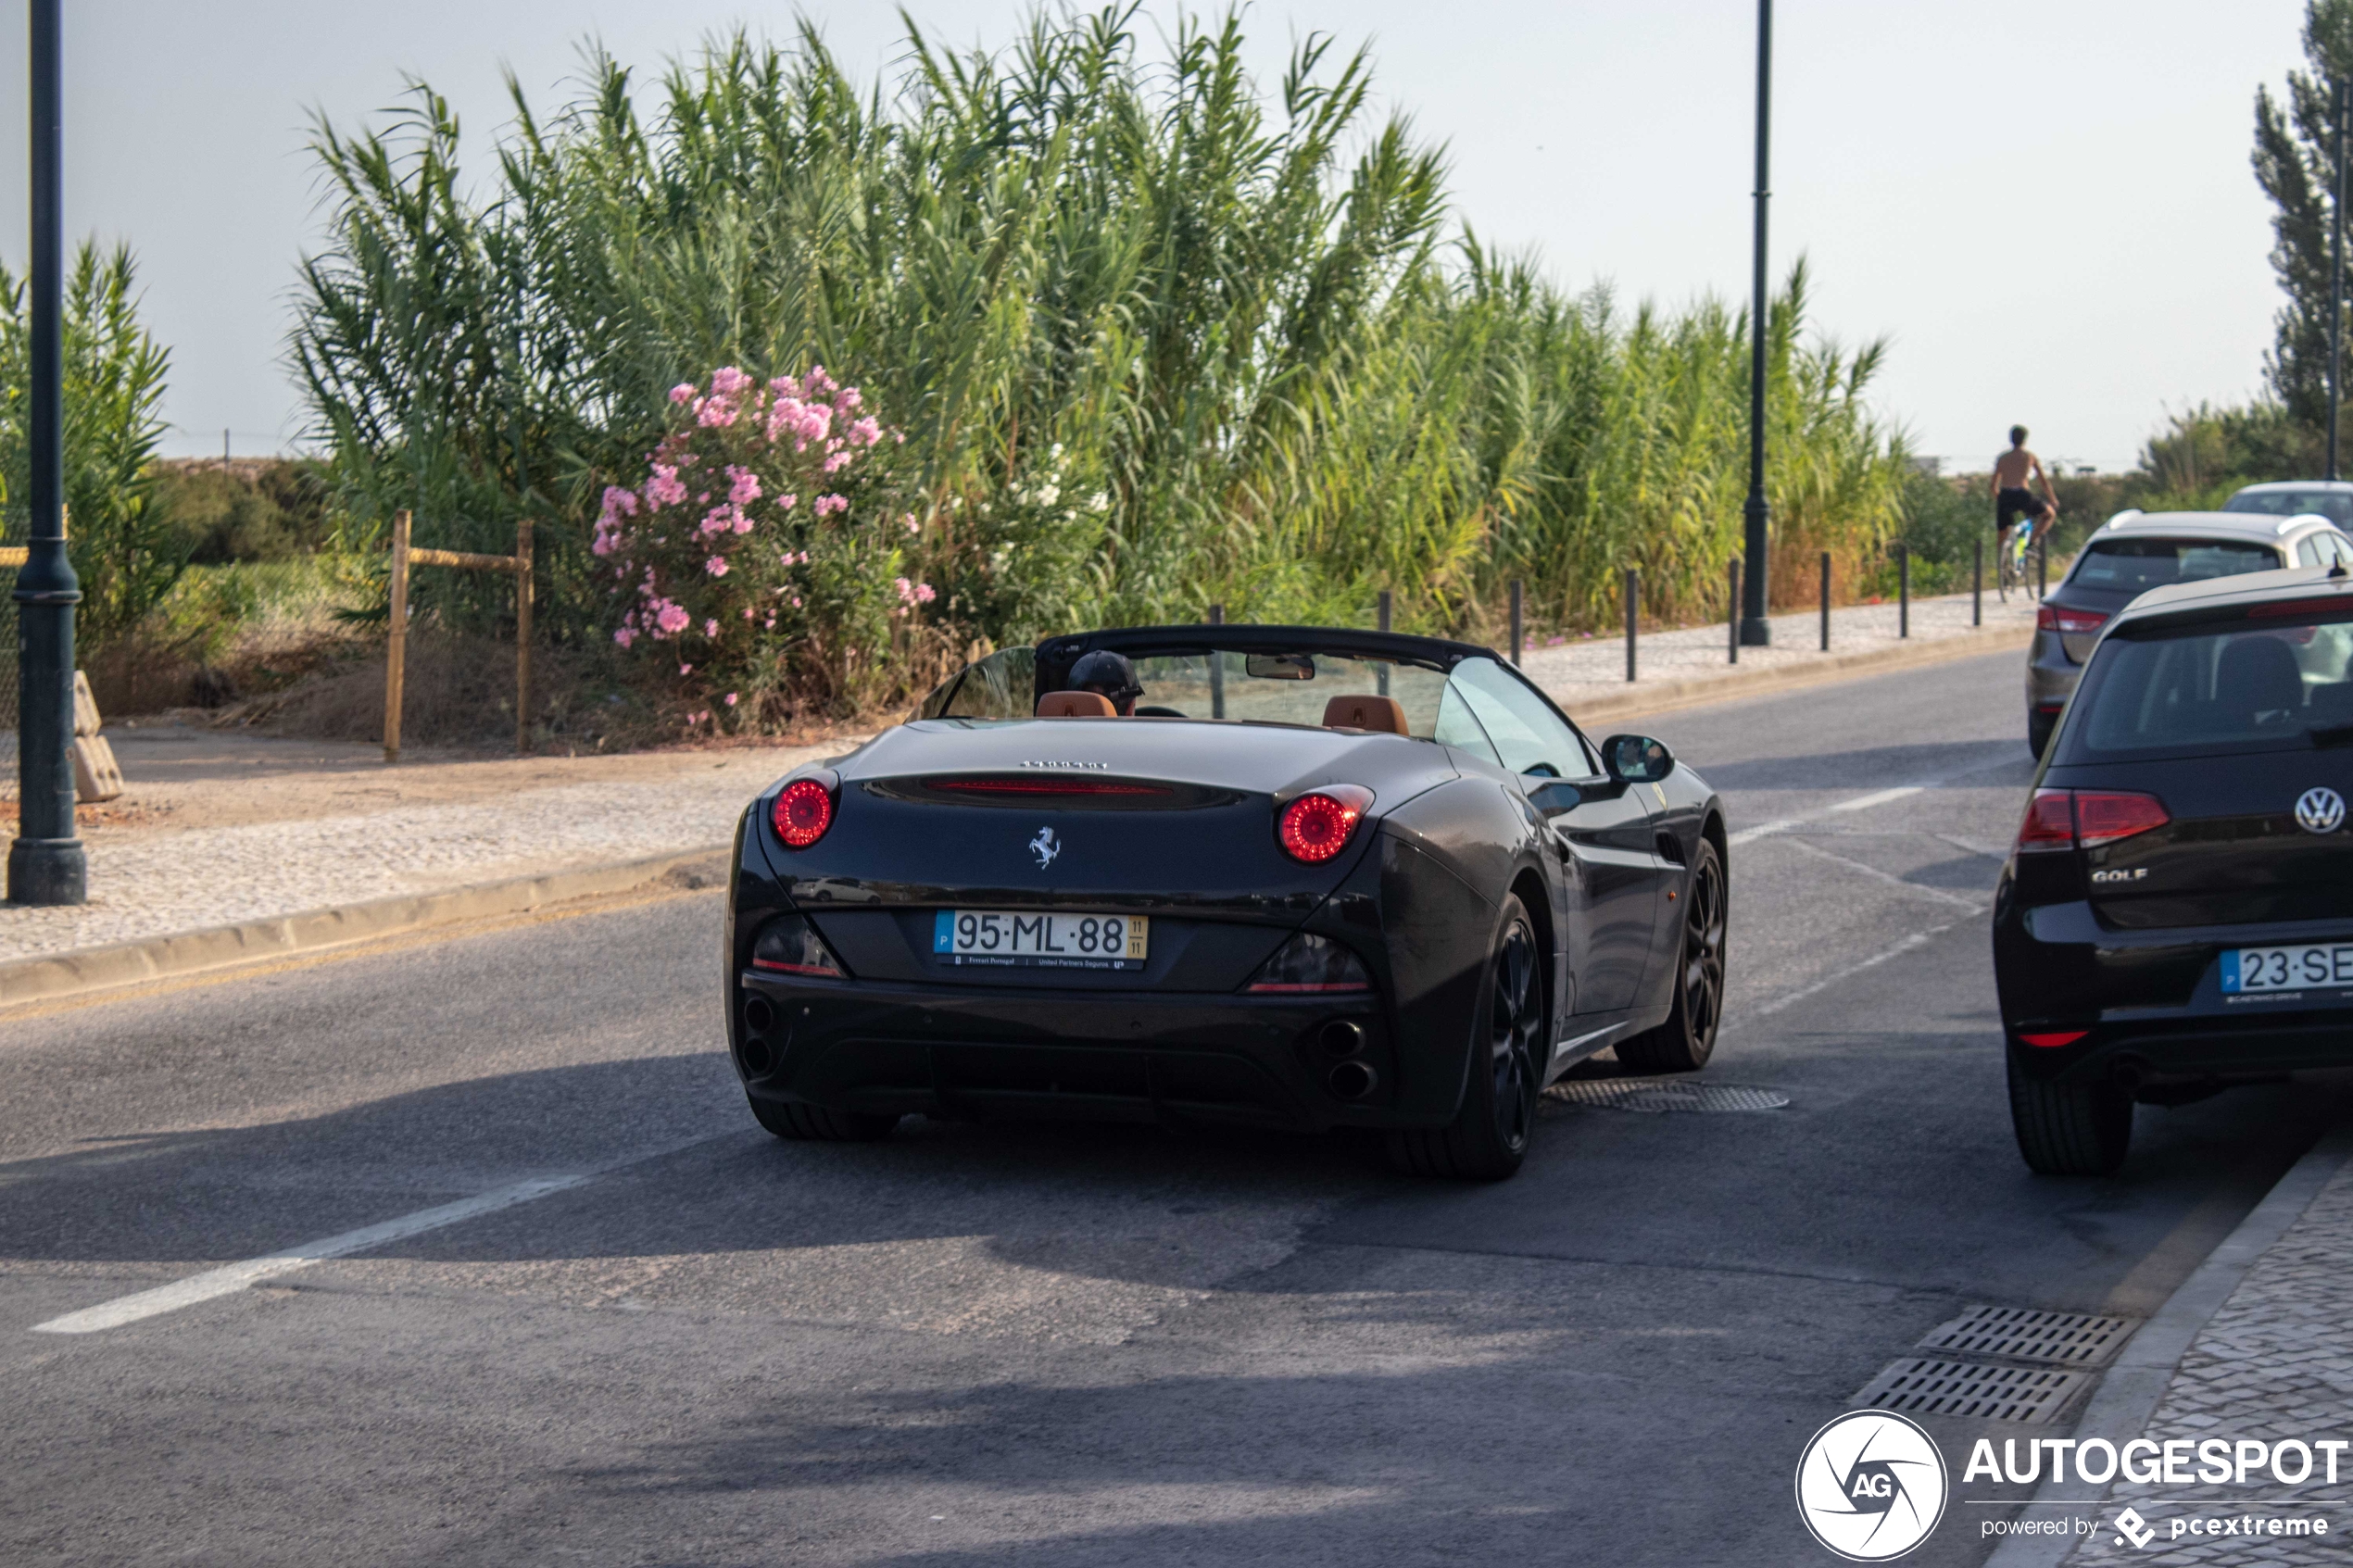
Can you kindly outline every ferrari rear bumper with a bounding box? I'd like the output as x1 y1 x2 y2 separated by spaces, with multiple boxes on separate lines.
734 970 1415 1133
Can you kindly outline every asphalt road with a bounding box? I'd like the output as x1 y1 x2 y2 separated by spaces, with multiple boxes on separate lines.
2 651 2339 1567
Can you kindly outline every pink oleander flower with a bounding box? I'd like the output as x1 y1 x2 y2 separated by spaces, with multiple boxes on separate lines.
839 387 862 410
763 616 776 629
696 395 737 429
824 451 853 472
724 692 738 708
710 366 753 397
645 464 687 510
669 383 696 405
655 602 690 636
915 582 937 604
790 596 803 608
741 606 755 621
776 493 797 511
813 494 849 518
705 555 729 578
679 662 693 675
704 619 719 637
848 417 882 447
726 465 761 506
802 365 837 396
613 626 635 648
904 513 921 534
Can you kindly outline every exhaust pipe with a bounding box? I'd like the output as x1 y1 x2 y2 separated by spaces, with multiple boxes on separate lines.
744 996 775 1035
1327 1060 1378 1101
739 995 777 1074
1317 1020 1365 1060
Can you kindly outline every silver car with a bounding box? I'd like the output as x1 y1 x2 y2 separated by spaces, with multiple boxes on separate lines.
2024 508 2353 756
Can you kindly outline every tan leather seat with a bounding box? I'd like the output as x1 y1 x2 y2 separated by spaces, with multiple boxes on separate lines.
1037 690 1117 718
1322 694 1408 734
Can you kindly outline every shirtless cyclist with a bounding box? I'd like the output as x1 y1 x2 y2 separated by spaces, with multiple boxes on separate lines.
1992 424 2058 542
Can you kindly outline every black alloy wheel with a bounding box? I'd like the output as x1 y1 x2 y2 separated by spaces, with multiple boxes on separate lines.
1617 838 1726 1073
1388 896 1543 1181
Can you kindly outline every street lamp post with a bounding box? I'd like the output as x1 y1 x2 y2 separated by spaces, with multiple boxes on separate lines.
8 0 86 907
1738 0 1774 646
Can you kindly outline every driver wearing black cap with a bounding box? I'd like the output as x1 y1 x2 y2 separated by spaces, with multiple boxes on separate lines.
1067 649 1144 716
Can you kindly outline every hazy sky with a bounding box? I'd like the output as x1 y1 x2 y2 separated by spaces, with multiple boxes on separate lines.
0 1 2315 470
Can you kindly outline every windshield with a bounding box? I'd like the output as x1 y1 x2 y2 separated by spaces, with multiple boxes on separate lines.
2222 489 2353 524
2057 607 2353 762
2070 537 2282 594
1120 651 1454 731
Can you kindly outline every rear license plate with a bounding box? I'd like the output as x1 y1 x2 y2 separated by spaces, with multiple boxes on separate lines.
934 910 1149 971
2222 944 2353 995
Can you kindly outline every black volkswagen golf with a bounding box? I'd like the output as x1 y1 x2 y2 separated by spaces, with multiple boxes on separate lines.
1995 564 2353 1174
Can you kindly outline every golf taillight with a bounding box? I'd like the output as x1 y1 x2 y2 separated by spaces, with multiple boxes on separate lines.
1278 786 1372 864
2014 788 2169 853
2036 605 2108 635
774 778 836 848
2075 791 2171 847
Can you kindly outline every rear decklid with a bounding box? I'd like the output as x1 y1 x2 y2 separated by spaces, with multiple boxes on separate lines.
2051 572 2353 928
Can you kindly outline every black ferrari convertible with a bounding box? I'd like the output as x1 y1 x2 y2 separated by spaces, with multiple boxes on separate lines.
725 624 1728 1179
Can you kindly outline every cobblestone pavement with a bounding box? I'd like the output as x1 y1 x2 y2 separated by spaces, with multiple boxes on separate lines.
2064 1159 2353 1565
1523 587 2037 714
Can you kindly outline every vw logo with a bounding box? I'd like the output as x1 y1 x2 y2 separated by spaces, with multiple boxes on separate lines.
2296 786 2347 835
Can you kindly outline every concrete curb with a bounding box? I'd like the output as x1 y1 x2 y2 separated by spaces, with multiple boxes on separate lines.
1983 1118 2353 1568
0 845 732 1009
1549 621 2034 726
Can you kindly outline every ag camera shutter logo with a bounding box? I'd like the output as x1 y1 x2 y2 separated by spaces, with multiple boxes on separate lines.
1795 1411 1949 1561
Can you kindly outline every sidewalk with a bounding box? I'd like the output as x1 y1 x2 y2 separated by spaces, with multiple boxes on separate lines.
1524 585 2036 722
2058 1133 2353 1565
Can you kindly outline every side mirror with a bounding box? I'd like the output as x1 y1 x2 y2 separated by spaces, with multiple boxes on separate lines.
1601 734 1674 785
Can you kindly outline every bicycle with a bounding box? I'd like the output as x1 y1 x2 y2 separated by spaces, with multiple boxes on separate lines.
1996 519 2033 599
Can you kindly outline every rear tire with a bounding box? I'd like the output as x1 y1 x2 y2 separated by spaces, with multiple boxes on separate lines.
2007 1056 2131 1175
2028 710 2056 759
748 1094 900 1143
1617 839 1726 1074
1388 896 1543 1182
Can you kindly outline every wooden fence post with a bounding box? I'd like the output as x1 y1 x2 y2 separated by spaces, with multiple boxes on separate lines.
384 509 410 764
515 517 534 755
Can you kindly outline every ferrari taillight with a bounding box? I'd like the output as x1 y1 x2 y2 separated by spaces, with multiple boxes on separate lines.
1278 785 1374 864
774 778 836 848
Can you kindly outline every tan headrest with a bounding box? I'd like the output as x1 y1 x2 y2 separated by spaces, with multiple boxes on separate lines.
1322 694 1408 734
1037 690 1117 718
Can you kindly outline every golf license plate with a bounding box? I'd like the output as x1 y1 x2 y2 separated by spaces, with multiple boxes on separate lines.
934 909 1149 971
2222 943 2353 995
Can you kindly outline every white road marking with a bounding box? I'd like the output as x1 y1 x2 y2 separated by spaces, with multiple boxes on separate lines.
31 1175 588 1335
1743 914 1971 1022
1725 751 2028 849
1774 834 1986 912
1728 785 1921 847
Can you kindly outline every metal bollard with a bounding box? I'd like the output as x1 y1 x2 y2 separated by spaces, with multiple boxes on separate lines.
1820 551 1831 651
1973 539 1983 627
1509 579 1524 666
1728 558 1742 665
1624 569 1639 683
1376 590 1390 695
1209 601 1226 718
2037 542 2047 599
1898 545 1910 639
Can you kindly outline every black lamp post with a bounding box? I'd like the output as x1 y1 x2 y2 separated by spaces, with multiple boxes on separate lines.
9 0 86 907
1738 0 1774 646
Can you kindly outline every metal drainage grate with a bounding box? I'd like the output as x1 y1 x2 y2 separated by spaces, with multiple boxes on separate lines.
1917 1305 2135 1369
1854 1358 2092 1425
1546 1078 1790 1113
